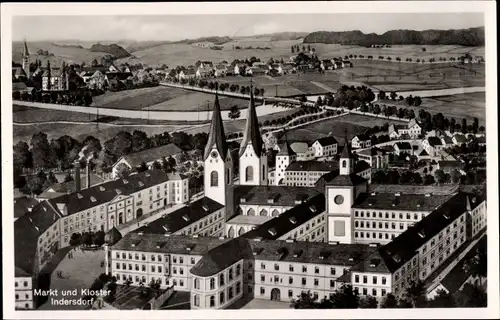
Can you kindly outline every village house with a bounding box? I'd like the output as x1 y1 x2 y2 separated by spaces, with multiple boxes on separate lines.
87 70 107 90
320 60 334 71
42 67 69 91
441 136 454 148
246 67 267 76
214 65 228 77
452 134 467 145
282 64 296 75
422 136 445 157
178 69 197 81
351 134 371 149
311 136 338 158
197 61 214 69
196 67 212 79
437 160 463 174
388 119 422 139
233 63 248 76
269 64 284 75
393 142 413 156
355 147 389 169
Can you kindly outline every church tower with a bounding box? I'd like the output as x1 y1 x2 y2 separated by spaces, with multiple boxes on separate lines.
22 39 30 79
204 92 233 206
325 136 368 244
239 83 268 186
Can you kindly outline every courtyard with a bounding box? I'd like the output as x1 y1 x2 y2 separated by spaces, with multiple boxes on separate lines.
38 248 106 310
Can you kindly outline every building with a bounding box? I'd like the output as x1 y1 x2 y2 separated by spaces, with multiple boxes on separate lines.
355 147 389 169
311 137 338 158
196 67 212 79
422 137 445 157
42 67 69 91
246 67 267 76
437 160 463 174
20 40 30 80
87 70 107 90
290 142 316 161
233 64 247 76
441 136 454 148
388 119 422 139
225 186 321 237
320 60 334 71
351 134 371 149
274 141 297 186
452 134 467 145
15 267 34 310
394 142 413 156
111 143 182 179
178 69 196 81
214 65 228 77
284 161 340 187
14 196 39 221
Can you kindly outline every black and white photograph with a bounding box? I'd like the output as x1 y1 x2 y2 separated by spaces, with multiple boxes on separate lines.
1 2 498 319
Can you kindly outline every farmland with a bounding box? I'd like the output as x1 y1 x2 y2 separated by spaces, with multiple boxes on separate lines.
284 113 407 143
378 92 486 123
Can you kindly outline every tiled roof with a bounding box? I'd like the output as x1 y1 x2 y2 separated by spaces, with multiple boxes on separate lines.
112 233 230 256
14 201 61 275
349 249 391 273
226 215 273 225
191 237 376 277
239 89 264 157
352 192 454 211
204 93 228 161
354 133 370 141
315 161 370 190
121 144 182 168
135 197 224 234
23 40 30 56
286 160 339 172
233 185 320 207
43 173 104 194
442 136 453 144
427 136 443 147
48 170 172 217
249 67 267 74
340 139 353 158
438 161 462 168
241 193 326 240
315 136 338 147
106 72 133 81
379 192 484 272
13 82 28 91
395 142 412 150
14 196 39 219
277 141 296 156
290 142 309 154
326 173 367 187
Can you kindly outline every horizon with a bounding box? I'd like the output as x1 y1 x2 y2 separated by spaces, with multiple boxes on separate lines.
12 13 484 42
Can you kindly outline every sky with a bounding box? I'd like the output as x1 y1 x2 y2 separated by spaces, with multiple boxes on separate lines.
13 13 484 42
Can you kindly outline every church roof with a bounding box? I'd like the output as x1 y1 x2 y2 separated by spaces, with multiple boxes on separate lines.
239 87 263 157
339 138 352 159
23 40 29 57
326 173 367 187
204 93 228 161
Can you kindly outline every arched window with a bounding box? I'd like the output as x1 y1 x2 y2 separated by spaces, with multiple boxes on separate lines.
247 208 256 216
238 227 245 236
259 209 268 216
194 278 200 289
209 295 215 307
220 291 225 304
194 294 200 307
228 268 233 281
210 171 218 187
262 165 266 180
342 160 347 168
210 278 215 290
219 273 225 286
271 209 279 217
226 168 230 184
245 166 254 182
227 227 235 238
236 281 241 294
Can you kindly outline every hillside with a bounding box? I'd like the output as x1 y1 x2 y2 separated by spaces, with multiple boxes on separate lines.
258 32 309 41
89 43 131 58
303 27 485 47
181 36 232 45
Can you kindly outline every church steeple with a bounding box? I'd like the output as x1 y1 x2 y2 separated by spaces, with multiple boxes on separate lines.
23 39 30 57
239 81 263 157
22 38 30 79
204 92 228 161
339 133 353 175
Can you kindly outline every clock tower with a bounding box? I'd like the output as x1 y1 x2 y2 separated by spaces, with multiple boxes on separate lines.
204 92 233 206
325 138 368 244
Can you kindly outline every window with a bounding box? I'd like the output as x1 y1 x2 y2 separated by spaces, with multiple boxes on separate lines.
261 263 266 270
330 268 336 275
245 166 254 181
220 291 225 303
210 171 219 187
210 278 215 290
260 287 265 295
228 287 234 299
355 275 359 283
289 290 293 298
373 276 377 284
219 273 225 286
229 268 233 281
315 267 319 274
274 275 279 283
194 295 200 307
289 265 294 272
274 264 279 271
179 257 184 264
363 276 367 284
314 279 319 286
236 264 241 277
191 257 195 264
302 266 307 273
372 289 377 296
289 276 293 284
261 275 265 282
363 288 368 296
302 278 306 285
210 295 215 307
194 278 200 289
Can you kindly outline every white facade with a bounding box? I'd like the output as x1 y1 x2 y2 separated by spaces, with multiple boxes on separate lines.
352 136 371 149
312 141 338 158
239 144 268 186
275 154 296 186
15 276 34 310
204 148 233 206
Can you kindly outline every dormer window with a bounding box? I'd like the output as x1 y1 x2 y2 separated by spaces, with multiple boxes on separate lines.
90 196 97 203
145 173 150 177
99 186 106 191
115 189 122 195
309 205 317 213
240 197 246 203
319 251 330 260
289 217 297 224
393 255 401 263
77 193 83 199
418 231 425 238
138 181 144 187
202 205 209 212
293 250 303 258
122 179 129 184
182 215 190 222
268 228 277 236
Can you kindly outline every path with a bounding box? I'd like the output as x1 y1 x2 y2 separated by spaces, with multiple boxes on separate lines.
310 81 338 93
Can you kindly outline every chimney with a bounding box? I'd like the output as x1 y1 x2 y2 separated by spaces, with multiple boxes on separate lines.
74 161 81 192
86 160 91 189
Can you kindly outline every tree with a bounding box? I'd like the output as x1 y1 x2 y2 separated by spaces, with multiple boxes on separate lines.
13 141 32 170
330 284 359 309
426 289 456 308
390 92 398 100
403 281 427 307
151 160 162 170
463 246 487 287
136 161 148 173
380 293 398 308
455 283 487 307
64 172 74 182
30 132 56 169
228 105 241 120
461 118 467 134
23 170 48 196
434 169 447 184
359 295 378 308
450 169 461 184
423 174 435 185
115 163 131 178
472 117 479 134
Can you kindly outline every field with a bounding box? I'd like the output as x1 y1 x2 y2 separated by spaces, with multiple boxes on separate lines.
379 92 486 123
285 114 407 143
341 60 485 92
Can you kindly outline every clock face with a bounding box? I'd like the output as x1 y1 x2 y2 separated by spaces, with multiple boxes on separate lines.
334 195 344 205
211 151 218 158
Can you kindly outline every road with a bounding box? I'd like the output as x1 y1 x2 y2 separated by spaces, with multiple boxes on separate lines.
12 100 291 121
